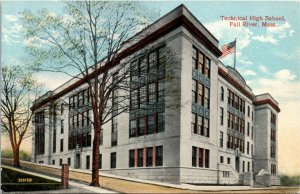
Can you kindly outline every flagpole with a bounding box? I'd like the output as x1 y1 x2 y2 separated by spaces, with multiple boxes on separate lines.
234 38 237 69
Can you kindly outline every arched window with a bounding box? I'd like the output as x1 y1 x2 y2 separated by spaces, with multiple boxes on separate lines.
220 87 224 101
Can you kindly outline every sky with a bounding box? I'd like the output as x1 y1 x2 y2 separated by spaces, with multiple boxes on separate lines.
1 1 300 175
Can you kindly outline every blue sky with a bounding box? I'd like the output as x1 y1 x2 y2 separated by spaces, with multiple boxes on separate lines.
2 1 300 175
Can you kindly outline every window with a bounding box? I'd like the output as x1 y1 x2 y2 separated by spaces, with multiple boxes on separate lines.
220 107 224 125
129 150 135 167
146 147 153 167
243 161 245 172
247 122 250 136
247 162 250 172
147 114 155 135
220 156 224 163
60 139 63 152
59 159 62 166
86 155 90 169
68 158 71 166
192 146 197 167
220 87 224 101
61 120 64 134
99 154 102 169
247 141 250 155
205 149 209 168
251 144 253 156
199 148 203 167
53 123 56 153
137 148 143 167
192 79 197 103
227 157 231 164
204 87 210 109
156 146 163 166
204 118 209 137
192 47 197 69
204 57 210 78
110 152 116 169
198 83 203 105
192 113 197 134
138 117 145 136
199 52 204 73
52 160 55 165
247 106 250 117
198 115 203 135
220 131 224 147
61 103 64 115
130 120 137 137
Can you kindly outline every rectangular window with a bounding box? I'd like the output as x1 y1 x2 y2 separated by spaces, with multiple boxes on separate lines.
198 115 203 135
61 120 64 134
146 147 153 167
59 159 62 166
110 152 116 169
227 157 231 164
147 114 155 135
205 149 210 168
192 79 197 103
192 146 197 167
243 161 245 172
129 150 135 167
204 87 210 109
220 156 224 163
199 148 203 167
138 117 145 136
130 120 137 137
86 155 90 169
137 148 143 167
204 57 210 78
192 47 197 69
247 162 250 172
99 154 102 169
157 112 164 133
199 52 204 73
68 158 71 166
60 139 63 152
156 146 163 166
52 160 55 165
198 83 203 105
192 113 197 134
220 107 224 125
220 131 224 147
204 118 209 137
61 103 64 115
247 122 250 136
247 141 250 155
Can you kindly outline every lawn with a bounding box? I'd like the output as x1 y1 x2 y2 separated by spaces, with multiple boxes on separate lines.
1 165 62 192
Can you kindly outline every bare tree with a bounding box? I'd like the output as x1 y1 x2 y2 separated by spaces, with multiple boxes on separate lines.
21 1 158 186
1 65 42 167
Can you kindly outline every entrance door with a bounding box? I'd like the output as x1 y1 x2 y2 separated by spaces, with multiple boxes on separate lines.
75 153 80 169
235 156 240 173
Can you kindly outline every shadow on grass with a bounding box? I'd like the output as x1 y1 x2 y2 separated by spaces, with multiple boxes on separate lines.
1 166 62 192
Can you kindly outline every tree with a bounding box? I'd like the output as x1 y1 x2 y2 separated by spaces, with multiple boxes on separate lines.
1 65 42 167
21 1 157 186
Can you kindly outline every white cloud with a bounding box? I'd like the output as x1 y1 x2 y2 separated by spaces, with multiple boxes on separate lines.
24 37 51 48
239 59 253 66
205 20 253 50
252 35 278 45
252 22 293 45
35 72 69 91
4 14 18 22
259 65 269 74
242 70 257 76
2 17 23 44
275 69 296 81
275 48 300 62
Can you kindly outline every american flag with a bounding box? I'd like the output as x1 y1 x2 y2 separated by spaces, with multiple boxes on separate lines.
220 40 236 58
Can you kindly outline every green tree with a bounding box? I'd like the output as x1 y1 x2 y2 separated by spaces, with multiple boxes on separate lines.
1 65 41 167
21 1 155 186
